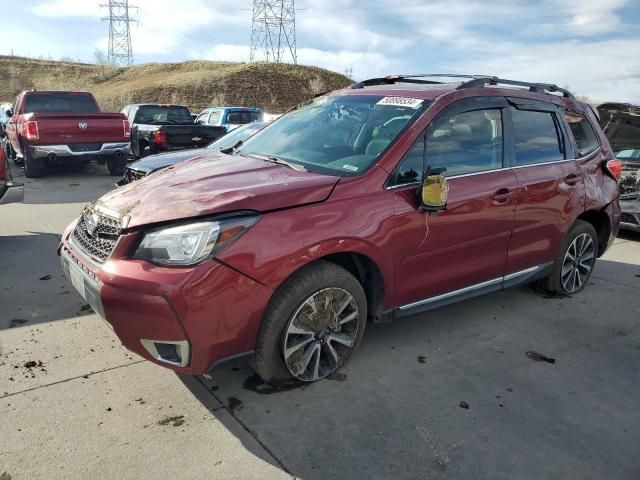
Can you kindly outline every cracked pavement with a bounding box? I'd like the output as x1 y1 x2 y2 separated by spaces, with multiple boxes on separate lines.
1 163 639 479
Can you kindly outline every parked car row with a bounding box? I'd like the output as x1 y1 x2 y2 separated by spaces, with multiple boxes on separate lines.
0 89 263 178
58 74 624 385
597 103 640 232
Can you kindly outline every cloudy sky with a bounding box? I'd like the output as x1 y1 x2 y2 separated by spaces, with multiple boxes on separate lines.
1 0 639 102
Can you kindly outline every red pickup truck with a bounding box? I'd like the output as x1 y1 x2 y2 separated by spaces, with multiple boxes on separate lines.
5 90 130 178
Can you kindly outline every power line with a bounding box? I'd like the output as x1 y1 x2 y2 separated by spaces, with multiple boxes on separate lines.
100 0 138 67
250 0 297 64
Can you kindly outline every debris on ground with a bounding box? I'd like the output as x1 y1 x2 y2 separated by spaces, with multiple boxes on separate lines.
525 351 556 364
77 304 93 315
227 397 242 411
39 275 51 281
327 371 347 381
8 319 28 328
459 401 470 409
417 355 427 364
610 330 627 336
242 374 307 394
0 471 12 480
106 407 112 412
157 415 185 427
23 360 43 369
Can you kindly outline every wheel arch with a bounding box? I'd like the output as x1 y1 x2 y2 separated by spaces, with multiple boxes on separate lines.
576 209 611 257
320 252 386 323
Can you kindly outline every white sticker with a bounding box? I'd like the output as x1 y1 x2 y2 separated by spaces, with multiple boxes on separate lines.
377 97 423 108
342 164 359 171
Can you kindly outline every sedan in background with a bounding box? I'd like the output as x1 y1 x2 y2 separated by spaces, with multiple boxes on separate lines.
116 120 270 186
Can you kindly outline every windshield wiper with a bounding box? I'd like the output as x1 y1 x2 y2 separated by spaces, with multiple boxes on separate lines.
246 153 307 172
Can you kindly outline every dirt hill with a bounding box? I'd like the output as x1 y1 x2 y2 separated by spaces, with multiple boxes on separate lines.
0 56 353 114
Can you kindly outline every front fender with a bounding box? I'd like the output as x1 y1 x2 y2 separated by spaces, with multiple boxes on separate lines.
217 197 396 309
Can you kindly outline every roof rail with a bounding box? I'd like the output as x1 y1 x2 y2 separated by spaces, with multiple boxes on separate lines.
351 74 575 99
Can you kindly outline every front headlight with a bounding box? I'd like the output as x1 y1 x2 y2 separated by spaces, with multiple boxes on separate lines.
132 214 259 266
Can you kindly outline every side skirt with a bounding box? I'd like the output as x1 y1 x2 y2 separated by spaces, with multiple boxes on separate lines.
386 263 553 321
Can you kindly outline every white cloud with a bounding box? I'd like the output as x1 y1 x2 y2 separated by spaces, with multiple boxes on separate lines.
449 39 640 103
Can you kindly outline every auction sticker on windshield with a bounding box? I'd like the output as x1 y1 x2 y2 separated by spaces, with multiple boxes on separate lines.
377 97 423 108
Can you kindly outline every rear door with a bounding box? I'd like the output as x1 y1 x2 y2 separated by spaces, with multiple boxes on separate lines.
391 97 518 308
506 99 584 275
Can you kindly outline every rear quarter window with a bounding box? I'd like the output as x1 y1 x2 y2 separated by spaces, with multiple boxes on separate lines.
565 112 600 156
511 108 564 166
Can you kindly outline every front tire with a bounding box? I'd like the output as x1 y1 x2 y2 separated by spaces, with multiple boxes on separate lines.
539 220 598 295
254 260 367 385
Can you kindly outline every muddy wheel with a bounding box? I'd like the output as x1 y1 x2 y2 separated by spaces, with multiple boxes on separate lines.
254 260 367 385
23 149 44 178
107 156 127 176
539 220 598 295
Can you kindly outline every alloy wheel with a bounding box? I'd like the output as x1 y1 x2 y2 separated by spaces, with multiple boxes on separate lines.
561 233 595 293
282 288 359 381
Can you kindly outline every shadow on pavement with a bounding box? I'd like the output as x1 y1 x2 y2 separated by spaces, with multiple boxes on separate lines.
10 161 118 205
179 259 640 480
0 232 90 331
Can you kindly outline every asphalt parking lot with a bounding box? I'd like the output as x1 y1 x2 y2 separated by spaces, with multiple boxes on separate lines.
1 163 639 480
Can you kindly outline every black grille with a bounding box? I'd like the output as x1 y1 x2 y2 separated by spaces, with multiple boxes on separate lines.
122 168 146 184
621 213 639 225
69 143 103 153
72 211 122 263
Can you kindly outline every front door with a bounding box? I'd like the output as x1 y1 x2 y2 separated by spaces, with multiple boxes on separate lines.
391 98 517 309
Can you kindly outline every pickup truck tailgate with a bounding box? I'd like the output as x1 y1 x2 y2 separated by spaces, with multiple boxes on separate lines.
31 113 127 145
163 125 227 149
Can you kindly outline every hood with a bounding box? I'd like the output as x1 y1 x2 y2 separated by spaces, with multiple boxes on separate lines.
597 103 640 153
97 151 340 228
129 148 211 174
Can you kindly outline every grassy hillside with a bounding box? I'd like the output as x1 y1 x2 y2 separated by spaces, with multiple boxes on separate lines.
0 56 352 114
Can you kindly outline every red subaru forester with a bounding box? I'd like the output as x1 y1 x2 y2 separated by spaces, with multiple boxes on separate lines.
59 75 621 384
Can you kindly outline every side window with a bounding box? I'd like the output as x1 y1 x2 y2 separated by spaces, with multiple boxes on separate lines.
511 108 564 165
196 112 209 124
392 108 503 185
394 135 424 185
427 108 503 177
565 112 600 156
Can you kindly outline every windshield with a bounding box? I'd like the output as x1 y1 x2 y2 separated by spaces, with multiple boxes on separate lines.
135 106 192 125
616 149 640 162
237 95 427 175
208 122 267 151
24 94 99 114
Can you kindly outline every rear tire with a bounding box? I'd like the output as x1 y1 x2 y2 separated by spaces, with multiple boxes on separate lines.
23 149 44 178
254 260 367 385
107 156 127 176
538 220 598 295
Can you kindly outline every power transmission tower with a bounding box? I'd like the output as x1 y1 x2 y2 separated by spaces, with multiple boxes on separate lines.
250 0 297 64
100 1 137 67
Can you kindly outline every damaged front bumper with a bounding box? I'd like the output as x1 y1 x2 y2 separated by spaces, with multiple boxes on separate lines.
620 197 640 232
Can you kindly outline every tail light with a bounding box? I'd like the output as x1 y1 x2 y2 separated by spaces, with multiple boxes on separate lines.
123 119 131 138
605 159 623 181
153 130 168 149
25 120 39 140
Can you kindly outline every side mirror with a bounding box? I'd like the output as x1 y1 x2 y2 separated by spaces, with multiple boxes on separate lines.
420 174 449 211
6 109 13 118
